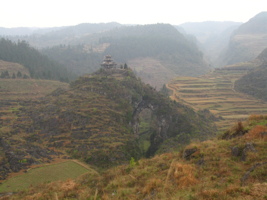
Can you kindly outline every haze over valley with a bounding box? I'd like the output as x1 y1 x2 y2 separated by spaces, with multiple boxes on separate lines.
1 7 267 200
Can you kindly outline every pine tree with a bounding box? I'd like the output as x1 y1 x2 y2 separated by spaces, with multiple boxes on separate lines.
17 71 22 78
3 71 10 78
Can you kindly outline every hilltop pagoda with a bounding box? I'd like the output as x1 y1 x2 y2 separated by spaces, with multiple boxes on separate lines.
101 55 117 69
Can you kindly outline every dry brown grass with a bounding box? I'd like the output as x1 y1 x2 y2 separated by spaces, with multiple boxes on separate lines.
233 121 244 133
245 125 267 140
173 163 199 188
142 178 163 195
248 114 267 121
4 117 267 200
60 179 78 192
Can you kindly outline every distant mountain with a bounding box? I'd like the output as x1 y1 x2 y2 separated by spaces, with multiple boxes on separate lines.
234 48 267 101
6 22 122 48
179 21 242 67
0 38 75 82
4 23 211 87
0 27 37 36
42 24 211 88
219 12 267 66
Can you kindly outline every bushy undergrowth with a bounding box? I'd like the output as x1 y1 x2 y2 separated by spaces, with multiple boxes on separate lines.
3 115 267 200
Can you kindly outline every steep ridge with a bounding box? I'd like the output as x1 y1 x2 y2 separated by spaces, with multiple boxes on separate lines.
179 21 241 66
220 12 267 65
0 68 215 180
234 48 267 101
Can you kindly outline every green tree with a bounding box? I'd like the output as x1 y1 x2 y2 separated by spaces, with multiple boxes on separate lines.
3 71 10 78
17 71 22 78
0 71 4 78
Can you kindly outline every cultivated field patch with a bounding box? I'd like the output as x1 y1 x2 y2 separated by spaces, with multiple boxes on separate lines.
167 68 267 132
0 161 90 193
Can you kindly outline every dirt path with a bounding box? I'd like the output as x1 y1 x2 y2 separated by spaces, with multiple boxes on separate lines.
72 160 99 175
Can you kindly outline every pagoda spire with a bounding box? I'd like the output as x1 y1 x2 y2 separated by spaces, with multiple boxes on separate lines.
101 55 117 69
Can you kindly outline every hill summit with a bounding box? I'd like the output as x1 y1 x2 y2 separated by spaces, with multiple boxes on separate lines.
0 67 215 180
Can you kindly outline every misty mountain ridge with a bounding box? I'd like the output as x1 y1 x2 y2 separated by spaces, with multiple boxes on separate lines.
234 12 267 34
0 22 121 36
179 21 242 66
219 11 267 66
40 23 211 88
234 48 267 101
2 22 122 48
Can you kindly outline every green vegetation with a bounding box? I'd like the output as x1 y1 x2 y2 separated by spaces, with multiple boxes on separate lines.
0 79 68 100
0 68 215 185
42 24 211 87
42 45 102 76
0 161 90 193
0 38 75 82
3 115 267 199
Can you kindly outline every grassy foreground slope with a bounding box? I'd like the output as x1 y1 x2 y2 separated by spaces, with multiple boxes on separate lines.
167 68 267 131
3 115 267 200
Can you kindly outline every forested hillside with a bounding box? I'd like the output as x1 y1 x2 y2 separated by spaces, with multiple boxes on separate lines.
42 45 102 75
42 24 211 88
0 38 75 82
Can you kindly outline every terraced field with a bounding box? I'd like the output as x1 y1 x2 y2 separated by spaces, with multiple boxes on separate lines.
0 79 69 136
167 68 267 131
0 160 95 193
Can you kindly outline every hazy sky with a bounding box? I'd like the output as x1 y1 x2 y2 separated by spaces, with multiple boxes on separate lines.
1 0 266 27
